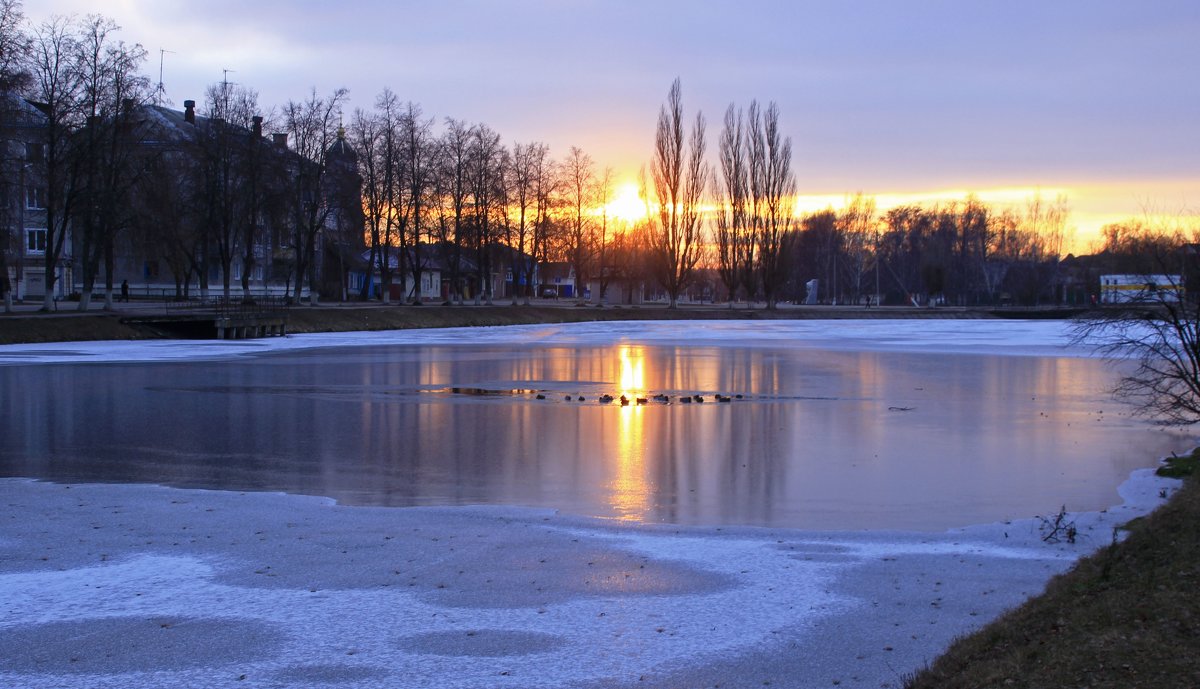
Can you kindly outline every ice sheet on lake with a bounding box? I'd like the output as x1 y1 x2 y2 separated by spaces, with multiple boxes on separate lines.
0 319 1087 365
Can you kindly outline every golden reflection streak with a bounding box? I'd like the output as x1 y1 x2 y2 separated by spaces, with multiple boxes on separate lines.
608 345 652 522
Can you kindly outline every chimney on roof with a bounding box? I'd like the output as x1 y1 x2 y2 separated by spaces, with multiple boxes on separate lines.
183 99 195 124
252 115 263 137
272 132 288 148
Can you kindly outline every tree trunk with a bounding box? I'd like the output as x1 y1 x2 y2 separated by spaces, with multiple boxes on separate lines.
103 241 115 311
309 262 320 306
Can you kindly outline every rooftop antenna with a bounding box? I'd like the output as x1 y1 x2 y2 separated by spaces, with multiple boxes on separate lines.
155 48 175 106
220 68 237 113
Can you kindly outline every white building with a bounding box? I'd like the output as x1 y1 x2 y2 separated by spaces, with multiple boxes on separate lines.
1099 274 1182 304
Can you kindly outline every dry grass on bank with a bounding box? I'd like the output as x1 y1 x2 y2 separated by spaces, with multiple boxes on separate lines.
906 449 1200 689
0 313 151 344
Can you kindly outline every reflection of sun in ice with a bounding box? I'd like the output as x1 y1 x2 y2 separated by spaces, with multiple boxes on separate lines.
611 345 651 522
618 345 645 396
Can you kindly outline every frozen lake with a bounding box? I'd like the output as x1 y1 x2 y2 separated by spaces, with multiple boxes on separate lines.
0 320 1189 530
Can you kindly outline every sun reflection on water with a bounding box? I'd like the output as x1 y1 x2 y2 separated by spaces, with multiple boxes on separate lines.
608 345 652 521
618 345 645 396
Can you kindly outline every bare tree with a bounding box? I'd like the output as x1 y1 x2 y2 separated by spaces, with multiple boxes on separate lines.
646 78 707 309
1073 234 1200 424
715 104 750 307
594 166 614 304
73 15 148 310
468 123 504 304
837 192 877 305
440 118 472 303
238 111 287 303
399 101 435 304
281 86 348 305
27 16 83 311
748 101 794 309
0 0 26 90
504 141 539 305
196 80 261 300
561 146 594 305
376 89 402 303
129 150 196 298
0 0 29 312
348 106 379 301
529 142 555 305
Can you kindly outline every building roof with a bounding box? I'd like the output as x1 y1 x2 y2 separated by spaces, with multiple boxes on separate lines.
326 126 356 165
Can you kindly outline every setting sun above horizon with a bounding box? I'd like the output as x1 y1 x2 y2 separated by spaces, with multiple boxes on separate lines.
604 182 649 224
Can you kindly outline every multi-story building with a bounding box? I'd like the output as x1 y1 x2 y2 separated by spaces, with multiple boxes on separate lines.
1 93 72 302
1 92 363 305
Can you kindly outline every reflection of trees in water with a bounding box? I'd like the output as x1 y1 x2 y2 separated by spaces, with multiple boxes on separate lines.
0 344 1192 528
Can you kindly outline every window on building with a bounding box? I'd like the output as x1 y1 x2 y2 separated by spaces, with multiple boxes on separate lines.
26 186 46 210
26 228 47 255
25 142 45 163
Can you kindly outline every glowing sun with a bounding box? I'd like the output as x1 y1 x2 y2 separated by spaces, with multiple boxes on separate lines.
603 182 649 223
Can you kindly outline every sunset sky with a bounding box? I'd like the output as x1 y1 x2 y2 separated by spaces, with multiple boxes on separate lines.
31 0 1200 250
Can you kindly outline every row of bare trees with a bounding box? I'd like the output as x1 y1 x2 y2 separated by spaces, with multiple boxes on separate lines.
1 3 360 308
641 80 1084 308
786 193 1074 306
712 98 796 309
347 89 636 305
0 5 152 311
3 3 1164 312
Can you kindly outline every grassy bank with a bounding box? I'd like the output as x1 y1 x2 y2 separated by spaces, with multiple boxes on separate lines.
0 313 156 344
906 450 1200 689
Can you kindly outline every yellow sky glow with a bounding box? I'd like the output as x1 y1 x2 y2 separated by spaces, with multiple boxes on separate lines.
588 179 1200 255
603 182 649 224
